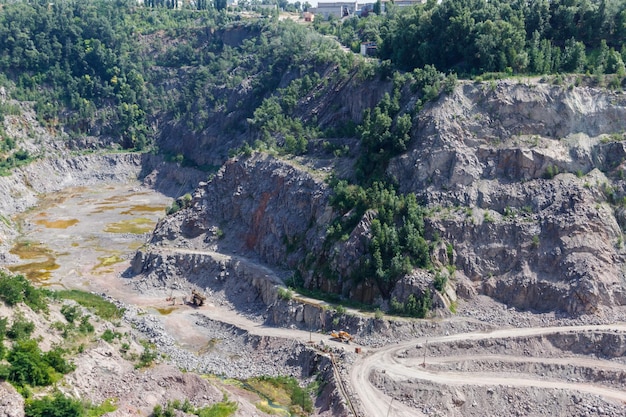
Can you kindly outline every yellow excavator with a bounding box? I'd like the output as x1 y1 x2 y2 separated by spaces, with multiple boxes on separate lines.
330 330 353 343
190 289 206 307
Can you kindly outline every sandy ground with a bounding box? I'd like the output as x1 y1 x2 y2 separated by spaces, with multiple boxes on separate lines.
8 183 168 291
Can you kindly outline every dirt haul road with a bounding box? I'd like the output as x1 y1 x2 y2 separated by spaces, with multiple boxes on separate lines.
351 324 626 417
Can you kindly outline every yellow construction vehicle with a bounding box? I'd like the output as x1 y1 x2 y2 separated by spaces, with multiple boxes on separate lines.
190 289 206 307
330 330 353 343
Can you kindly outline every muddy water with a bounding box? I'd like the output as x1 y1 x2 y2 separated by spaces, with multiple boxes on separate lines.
3 183 171 292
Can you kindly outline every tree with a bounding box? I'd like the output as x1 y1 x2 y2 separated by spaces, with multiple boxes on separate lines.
373 0 382 15
215 0 227 10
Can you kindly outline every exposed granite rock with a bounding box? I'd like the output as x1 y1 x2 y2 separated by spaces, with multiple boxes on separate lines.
138 80 626 316
0 382 24 417
388 80 626 314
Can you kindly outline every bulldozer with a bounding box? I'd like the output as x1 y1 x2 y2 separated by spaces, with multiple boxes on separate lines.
190 289 206 307
330 330 353 343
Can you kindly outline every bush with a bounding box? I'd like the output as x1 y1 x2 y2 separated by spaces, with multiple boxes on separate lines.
6 339 54 387
7 312 35 340
61 304 82 324
277 287 293 301
6 338 75 388
0 272 48 311
78 316 94 334
136 343 158 369
433 273 448 292
101 329 121 343
389 291 432 318
25 393 84 417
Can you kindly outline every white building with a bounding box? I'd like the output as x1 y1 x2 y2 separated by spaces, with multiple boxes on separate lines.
310 1 357 19
313 0 425 19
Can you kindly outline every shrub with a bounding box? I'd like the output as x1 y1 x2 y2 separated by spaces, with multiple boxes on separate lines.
25 393 84 417
101 329 121 343
433 273 448 292
7 339 54 387
0 272 48 311
277 287 293 301
61 304 81 324
136 342 158 369
7 311 35 340
389 291 432 318
78 316 94 334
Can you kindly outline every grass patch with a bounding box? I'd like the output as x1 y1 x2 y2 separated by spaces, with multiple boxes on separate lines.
53 290 124 320
87 398 118 416
246 376 312 416
104 217 154 234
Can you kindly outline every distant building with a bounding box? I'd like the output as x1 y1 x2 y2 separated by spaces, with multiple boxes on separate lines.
303 11 315 22
360 41 377 56
384 0 425 9
310 1 357 19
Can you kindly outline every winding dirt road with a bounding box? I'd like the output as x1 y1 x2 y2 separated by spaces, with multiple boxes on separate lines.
351 324 626 417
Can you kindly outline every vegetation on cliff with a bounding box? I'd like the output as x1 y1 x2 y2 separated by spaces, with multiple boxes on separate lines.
3 0 626 315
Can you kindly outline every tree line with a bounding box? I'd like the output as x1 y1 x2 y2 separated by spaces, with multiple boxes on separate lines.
327 0 626 76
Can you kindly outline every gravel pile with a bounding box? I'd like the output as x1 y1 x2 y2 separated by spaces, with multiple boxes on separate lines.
120 301 309 380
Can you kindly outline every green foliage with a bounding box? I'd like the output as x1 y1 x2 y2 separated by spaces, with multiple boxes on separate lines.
86 399 118 417
278 287 293 301
196 399 238 417
0 149 35 177
355 90 412 183
6 338 72 387
78 316 95 334
0 1 156 149
0 316 6 359
544 164 560 179
136 341 158 369
248 376 312 415
354 0 626 77
250 97 315 156
433 273 448 292
154 397 237 417
166 193 192 215
53 290 124 321
61 304 82 324
25 393 84 417
7 311 35 340
324 179 430 298
0 272 48 312
389 290 432 318
101 329 122 343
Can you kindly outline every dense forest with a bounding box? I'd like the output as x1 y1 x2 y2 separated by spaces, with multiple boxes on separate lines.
326 0 626 76
1 0 626 316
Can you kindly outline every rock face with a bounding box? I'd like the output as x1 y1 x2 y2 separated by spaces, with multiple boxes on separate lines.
148 153 333 267
0 382 24 417
139 79 626 316
388 80 626 314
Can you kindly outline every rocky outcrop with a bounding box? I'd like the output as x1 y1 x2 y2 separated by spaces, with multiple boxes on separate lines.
0 382 24 417
388 80 626 314
148 153 333 267
138 79 626 316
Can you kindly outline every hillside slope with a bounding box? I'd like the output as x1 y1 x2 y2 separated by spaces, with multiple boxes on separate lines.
136 78 626 316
